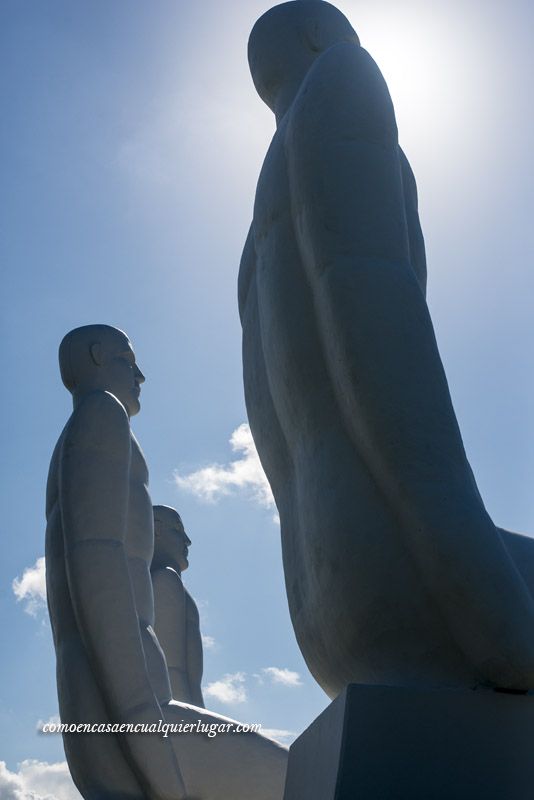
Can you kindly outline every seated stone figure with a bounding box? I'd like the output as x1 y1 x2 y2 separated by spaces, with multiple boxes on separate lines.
151 505 205 708
45 324 287 800
240 0 534 699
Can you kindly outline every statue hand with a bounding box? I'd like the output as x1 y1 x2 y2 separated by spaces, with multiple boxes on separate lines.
121 700 187 800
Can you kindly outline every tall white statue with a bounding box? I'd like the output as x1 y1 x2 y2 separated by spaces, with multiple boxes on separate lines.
239 0 534 699
46 324 287 800
152 505 205 708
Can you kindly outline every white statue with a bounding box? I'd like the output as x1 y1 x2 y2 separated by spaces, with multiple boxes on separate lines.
240 0 534 699
46 324 287 800
151 505 205 708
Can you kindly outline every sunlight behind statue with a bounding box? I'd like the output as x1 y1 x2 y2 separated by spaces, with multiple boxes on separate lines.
240 0 534 699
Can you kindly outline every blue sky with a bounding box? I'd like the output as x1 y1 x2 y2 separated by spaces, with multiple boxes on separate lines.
1 0 533 796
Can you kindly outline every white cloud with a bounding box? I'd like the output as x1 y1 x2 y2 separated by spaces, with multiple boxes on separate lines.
0 760 80 800
36 716 60 733
262 667 302 688
174 424 275 512
260 728 297 745
201 635 216 651
12 558 47 617
204 672 247 705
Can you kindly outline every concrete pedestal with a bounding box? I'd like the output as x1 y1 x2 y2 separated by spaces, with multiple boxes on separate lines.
283 683 534 799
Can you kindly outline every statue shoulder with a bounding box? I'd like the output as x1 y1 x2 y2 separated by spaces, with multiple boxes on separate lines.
152 566 184 599
66 390 130 450
288 42 397 146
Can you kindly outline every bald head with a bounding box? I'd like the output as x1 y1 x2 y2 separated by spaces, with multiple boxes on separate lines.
154 505 183 531
153 506 191 573
248 1 358 113
59 325 128 391
59 324 145 416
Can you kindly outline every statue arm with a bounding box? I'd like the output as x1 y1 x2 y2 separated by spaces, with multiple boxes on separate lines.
184 593 205 708
238 225 255 323
398 147 427 295
60 392 186 800
285 42 534 688
152 568 190 701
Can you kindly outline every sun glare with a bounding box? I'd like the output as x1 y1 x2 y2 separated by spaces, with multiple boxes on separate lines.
340 2 497 177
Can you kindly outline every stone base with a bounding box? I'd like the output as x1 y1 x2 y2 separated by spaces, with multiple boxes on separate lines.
283 683 534 799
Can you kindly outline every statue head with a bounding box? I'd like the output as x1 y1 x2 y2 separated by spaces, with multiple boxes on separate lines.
59 324 145 417
248 1 358 116
152 505 192 573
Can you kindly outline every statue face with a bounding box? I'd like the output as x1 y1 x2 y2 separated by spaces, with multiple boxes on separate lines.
173 521 191 572
103 336 145 417
248 13 300 111
153 508 192 572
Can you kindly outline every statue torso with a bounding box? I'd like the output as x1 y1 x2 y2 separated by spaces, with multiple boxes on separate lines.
46 403 172 710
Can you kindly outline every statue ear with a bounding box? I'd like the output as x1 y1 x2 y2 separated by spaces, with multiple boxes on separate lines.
89 342 104 366
304 17 322 52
